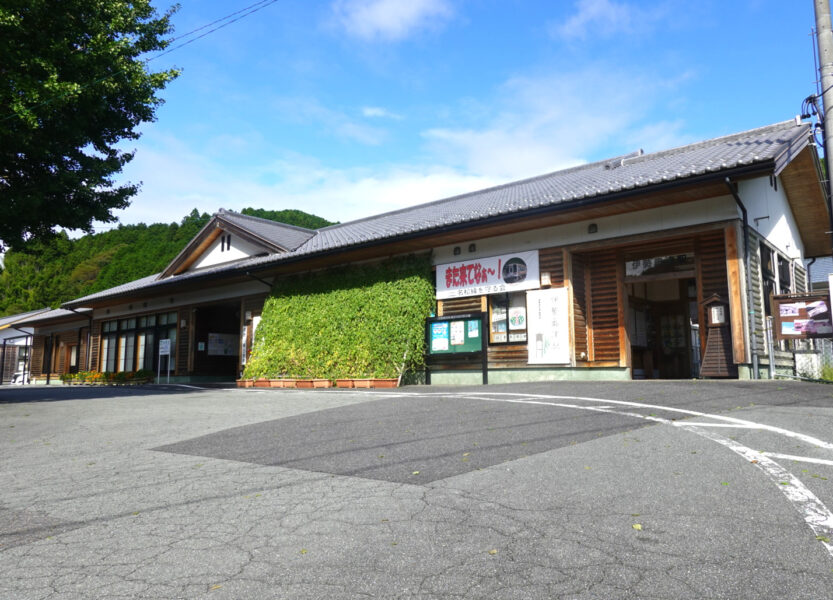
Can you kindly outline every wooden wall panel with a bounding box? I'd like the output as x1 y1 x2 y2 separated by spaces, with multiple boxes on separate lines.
487 344 528 367
539 247 565 287
89 321 101 371
30 335 45 376
747 231 767 356
696 230 731 358
587 249 620 363
571 253 588 361
177 309 189 375
440 296 484 316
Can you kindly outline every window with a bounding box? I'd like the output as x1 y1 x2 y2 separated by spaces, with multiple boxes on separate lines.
760 243 776 317
777 256 792 294
99 312 176 372
489 292 528 344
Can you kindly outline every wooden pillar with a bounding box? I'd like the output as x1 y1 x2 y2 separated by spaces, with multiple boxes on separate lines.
724 224 747 364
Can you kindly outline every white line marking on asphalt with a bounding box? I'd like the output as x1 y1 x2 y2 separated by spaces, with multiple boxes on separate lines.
453 393 833 559
760 453 833 467
673 423 764 429
468 392 833 451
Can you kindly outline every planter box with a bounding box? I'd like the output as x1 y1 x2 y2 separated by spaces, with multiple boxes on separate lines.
281 379 297 388
312 379 333 388
236 379 253 388
335 379 354 388
295 379 314 389
254 379 270 388
353 379 373 388
269 379 284 388
372 378 398 388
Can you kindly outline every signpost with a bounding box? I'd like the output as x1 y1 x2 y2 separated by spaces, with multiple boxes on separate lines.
158 338 171 384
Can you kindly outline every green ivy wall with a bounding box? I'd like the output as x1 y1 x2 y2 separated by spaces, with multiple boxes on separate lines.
243 254 435 380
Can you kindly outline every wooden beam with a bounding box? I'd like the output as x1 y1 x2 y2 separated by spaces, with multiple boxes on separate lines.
724 224 747 364
779 147 830 257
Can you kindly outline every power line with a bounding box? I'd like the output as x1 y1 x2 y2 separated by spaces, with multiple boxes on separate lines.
1 0 281 123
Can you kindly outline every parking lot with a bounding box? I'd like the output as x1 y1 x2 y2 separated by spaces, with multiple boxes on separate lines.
1 380 832 599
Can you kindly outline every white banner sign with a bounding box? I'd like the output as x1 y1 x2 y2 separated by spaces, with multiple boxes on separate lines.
158 339 171 356
436 251 539 299
526 288 570 365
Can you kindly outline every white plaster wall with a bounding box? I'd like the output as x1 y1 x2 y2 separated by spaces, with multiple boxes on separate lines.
191 233 266 270
432 194 739 265
738 176 805 261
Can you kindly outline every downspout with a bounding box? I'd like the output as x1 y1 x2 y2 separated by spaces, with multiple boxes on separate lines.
0 339 6 385
725 178 759 379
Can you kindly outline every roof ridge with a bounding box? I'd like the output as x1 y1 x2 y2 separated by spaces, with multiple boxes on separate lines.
218 209 317 233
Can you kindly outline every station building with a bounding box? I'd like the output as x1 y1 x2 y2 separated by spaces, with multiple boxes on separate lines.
14 120 829 384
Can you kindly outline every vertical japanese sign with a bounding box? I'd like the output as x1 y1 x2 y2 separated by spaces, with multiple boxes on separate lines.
526 288 570 364
436 251 539 299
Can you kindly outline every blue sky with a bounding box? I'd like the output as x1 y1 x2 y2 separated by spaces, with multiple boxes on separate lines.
108 0 821 228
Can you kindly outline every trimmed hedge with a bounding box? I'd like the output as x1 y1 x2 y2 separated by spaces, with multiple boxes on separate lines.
244 254 434 379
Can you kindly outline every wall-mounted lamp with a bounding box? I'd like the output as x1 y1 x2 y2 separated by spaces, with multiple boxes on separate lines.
245 310 252 321
468 243 476 253
540 272 552 287
453 246 462 256
587 223 598 234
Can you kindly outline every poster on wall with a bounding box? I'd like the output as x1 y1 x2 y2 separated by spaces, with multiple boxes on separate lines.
207 333 239 356
773 293 833 340
431 322 450 352
526 288 570 364
436 251 540 299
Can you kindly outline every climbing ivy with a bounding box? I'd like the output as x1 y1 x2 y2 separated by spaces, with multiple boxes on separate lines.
244 254 435 380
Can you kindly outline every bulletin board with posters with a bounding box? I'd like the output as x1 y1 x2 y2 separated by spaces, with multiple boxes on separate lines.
773 293 833 341
426 314 485 355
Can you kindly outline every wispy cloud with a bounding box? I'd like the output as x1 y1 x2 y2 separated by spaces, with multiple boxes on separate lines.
551 0 668 41
362 106 403 119
424 66 690 181
273 97 388 145
331 0 453 42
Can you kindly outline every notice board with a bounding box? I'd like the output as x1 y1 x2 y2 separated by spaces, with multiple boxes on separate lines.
773 293 833 341
427 315 484 355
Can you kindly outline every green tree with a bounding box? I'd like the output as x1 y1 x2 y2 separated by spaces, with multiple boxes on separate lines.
240 207 335 230
0 0 179 250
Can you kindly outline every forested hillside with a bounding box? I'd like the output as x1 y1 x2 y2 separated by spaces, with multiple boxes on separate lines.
0 208 334 317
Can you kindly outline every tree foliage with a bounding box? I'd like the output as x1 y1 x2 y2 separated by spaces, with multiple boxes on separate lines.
0 0 179 250
240 207 335 230
0 207 332 316
244 255 435 380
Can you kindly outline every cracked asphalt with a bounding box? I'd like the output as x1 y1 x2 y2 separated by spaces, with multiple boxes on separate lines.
1 380 832 599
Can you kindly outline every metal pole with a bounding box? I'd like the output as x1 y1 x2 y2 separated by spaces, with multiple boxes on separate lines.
814 0 833 255
1 339 6 385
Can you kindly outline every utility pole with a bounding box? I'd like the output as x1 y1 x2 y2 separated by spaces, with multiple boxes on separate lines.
814 0 833 254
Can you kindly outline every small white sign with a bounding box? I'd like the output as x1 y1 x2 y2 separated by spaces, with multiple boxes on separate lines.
159 339 171 356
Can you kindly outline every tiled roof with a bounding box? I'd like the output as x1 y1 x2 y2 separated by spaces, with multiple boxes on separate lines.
217 209 315 251
11 307 92 327
65 120 812 308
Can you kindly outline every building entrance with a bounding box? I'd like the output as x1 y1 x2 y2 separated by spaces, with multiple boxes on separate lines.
625 253 700 379
191 302 241 379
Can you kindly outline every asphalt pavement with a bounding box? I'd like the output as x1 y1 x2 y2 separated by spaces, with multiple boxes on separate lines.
1 380 832 599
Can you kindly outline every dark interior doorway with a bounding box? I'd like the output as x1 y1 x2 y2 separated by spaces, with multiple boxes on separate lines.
627 277 700 379
192 303 240 378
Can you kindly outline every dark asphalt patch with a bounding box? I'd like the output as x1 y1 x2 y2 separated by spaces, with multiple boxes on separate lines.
0 507 82 550
154 394 655 484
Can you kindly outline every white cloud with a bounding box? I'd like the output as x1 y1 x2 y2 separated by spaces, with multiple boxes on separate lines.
273 97 388 145
331 0 453 41
551 0 667 41
111 136 498 227
423 66 689 181
362 106 403 119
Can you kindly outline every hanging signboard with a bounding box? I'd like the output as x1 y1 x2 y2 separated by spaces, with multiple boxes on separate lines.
773 293 833 341
436 251 539 299
526 287 570 364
